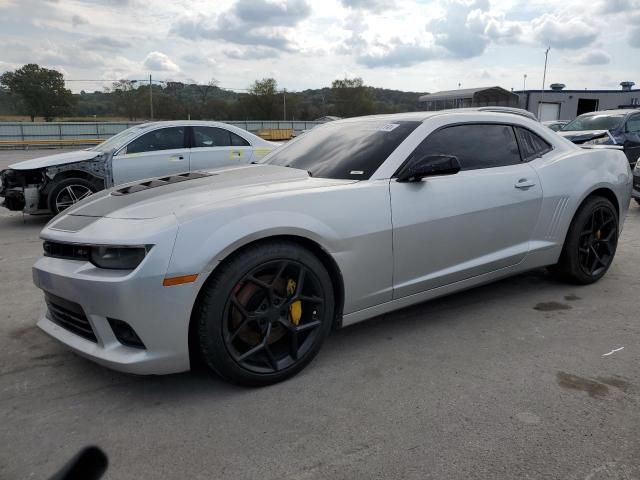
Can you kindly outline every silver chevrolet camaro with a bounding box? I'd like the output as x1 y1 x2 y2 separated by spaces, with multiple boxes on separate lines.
32 110 632 386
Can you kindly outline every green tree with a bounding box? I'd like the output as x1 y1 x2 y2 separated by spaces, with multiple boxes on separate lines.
0 64 74 121
330 77 374 117
248 78 279 119
106 80 143 120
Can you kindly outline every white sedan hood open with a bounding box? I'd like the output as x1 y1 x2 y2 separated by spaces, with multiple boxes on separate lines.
9 149 102 170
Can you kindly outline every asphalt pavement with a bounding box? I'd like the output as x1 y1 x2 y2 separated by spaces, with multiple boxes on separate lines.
0 148 639 480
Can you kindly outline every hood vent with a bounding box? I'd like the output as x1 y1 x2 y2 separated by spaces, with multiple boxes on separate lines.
112 171 213 196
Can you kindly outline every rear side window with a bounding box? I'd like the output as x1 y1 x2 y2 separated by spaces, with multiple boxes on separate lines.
126 127 185 154
515 127 552 161
410 124 521 170
230 131 250 146
192 126 251 148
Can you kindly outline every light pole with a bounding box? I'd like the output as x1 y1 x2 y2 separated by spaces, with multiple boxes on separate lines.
283 88 286 121
149 74 153 120
539 46 550 120
523 74 527 91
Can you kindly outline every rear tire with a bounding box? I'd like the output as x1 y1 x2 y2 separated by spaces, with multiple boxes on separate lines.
634 198 640 206
48 178 97 214
195 241 334 386
551 196 618 284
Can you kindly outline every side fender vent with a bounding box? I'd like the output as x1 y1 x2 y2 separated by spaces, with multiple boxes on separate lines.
112 171 213 196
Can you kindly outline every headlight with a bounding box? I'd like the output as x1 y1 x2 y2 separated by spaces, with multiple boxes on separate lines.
43 241 151 269
90 246 149 270
583 135 613 145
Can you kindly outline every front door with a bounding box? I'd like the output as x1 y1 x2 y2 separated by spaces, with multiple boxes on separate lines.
390 123 543 299
188 126 254 171
112 126 189 185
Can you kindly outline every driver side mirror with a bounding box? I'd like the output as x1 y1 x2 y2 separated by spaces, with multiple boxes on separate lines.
396 154 461 182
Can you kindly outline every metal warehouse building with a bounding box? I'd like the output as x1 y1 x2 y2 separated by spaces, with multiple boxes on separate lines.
418 86 519 111
418 82 640 121
514 82 640 121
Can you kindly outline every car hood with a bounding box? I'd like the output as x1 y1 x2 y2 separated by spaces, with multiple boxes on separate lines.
557 130 610 143
9 149 102 170
57 165 355 221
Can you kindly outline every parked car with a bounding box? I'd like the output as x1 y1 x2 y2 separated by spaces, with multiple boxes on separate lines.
0 121 276 214
32 110 631 386
558 109 640 167
543 120 569 131
632 162 640 205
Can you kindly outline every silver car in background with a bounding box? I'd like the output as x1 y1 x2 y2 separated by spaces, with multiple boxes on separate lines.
0 121 276 214
32 110 632 385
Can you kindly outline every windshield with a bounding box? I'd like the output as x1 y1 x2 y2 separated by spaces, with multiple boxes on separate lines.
89 125 147 152
261 120 421 180
561 114 625 132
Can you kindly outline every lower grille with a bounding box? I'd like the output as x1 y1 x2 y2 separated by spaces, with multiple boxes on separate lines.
633 176 640 190
45 293 97 342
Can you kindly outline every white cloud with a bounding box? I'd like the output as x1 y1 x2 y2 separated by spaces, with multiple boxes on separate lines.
573 50 611 65
629 27 640 47
529 14 599 49
143 51 180 72
71 14 89 27
339 0 395 12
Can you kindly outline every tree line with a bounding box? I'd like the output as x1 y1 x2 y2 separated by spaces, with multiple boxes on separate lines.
0 64 427 122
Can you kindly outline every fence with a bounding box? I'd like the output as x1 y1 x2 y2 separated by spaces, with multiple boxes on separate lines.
0 121 325 147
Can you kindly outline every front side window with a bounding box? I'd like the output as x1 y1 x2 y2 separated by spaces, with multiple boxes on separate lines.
515 127 552 161
125 127 185 154
625 115 640 133
262 120 421 179
408 124 521 171
192 127 251 148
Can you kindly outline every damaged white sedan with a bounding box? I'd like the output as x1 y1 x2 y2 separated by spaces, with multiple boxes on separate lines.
0 121 275 214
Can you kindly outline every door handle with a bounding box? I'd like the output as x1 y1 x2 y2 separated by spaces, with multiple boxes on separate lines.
169 155 185 161
515 178 535 189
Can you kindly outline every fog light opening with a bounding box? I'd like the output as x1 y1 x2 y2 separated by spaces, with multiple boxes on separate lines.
108 318 146 349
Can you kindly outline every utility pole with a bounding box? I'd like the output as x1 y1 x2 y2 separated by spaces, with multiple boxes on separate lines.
149 74 154 120
283 89 286 121
523 74 527 91
539 47 550 120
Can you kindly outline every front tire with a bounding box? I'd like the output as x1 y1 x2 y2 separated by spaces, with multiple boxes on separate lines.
196 241 335 386
48 178 97 214
551 196 618 284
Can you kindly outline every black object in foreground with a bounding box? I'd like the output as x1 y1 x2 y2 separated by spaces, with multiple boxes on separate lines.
48 446 108 480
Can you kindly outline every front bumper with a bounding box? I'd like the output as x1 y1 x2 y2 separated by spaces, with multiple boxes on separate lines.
32 217 209 375
633 173 640 200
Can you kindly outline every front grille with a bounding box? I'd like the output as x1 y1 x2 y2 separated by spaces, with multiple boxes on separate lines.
43 241 90 261
45 293 97 342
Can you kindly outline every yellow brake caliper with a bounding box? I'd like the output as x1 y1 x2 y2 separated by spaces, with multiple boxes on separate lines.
286 278 302 326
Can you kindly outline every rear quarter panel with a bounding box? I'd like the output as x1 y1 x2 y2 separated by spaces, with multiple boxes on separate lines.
528 147 632 263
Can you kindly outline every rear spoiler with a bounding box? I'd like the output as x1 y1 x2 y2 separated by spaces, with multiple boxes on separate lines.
579 145 624 150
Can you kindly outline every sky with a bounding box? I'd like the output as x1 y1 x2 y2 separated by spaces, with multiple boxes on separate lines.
0 0 639 94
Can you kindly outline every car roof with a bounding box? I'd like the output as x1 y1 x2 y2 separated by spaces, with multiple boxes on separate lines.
134 120 240 130
330 107 540 125
578 109 639 117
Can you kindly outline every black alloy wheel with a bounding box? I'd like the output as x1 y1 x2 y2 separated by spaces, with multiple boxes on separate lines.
576 205 617 277
196 241 335 386
223 259 325 374
551 196 618 284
